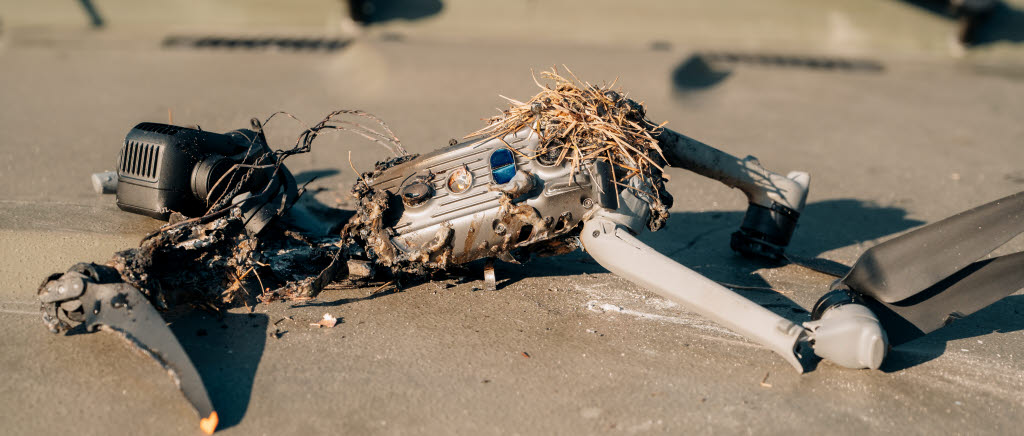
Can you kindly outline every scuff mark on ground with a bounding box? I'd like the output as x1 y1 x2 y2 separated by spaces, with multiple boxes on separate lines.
574 281 749 342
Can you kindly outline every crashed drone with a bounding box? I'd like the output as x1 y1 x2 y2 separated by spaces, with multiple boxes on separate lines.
38 70 1024 433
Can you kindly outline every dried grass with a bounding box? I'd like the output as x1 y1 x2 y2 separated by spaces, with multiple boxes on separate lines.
467 67 672 229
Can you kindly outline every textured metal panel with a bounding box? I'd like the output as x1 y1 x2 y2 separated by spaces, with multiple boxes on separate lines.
370 126 608 265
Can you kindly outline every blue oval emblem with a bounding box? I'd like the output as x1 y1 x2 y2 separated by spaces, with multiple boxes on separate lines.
489 148 517 185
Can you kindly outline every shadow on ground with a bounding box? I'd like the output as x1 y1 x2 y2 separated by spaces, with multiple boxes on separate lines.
972 2 1024 45
671 52 884 93
882 294 1024 370
348 0 443 24
294 169 340 185
899 0 1024 46
169 311 268 431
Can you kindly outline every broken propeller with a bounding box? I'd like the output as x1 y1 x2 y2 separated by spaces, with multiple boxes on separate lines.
38 263 218 434
815 190 1024 346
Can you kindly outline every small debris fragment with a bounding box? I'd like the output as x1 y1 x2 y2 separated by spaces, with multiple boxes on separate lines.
759 372 772 388
312 313 338 328
521 351 531 358
370 281 395 295
483 258 497 291
347 259 375 281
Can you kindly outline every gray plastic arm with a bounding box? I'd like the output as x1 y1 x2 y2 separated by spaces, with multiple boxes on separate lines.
580 215 813 372
655 128 809 211
581 211 889 371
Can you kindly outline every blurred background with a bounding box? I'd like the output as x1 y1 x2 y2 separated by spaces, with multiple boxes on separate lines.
2 2 1024 435
4 0 1024 49
1 0 1022 209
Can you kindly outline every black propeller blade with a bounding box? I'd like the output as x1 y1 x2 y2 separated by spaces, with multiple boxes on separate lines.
842 190 1024 303
39 265 219 434
79 281 218 432
862 251 1024 346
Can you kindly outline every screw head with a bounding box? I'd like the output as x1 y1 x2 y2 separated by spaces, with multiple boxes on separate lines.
592 230 600 238
582 198 595 209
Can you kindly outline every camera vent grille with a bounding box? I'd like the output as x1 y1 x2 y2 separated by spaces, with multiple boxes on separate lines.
119 140 161 181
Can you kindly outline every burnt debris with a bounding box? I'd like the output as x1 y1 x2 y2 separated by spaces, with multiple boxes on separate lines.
44 68 675 312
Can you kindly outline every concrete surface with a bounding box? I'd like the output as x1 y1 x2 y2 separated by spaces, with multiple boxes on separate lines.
1 1 1023 435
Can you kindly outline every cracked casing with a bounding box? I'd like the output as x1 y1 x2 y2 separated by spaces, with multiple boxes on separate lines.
368 126 615 264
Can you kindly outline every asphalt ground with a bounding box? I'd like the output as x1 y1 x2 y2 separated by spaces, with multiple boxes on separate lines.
2 1 1024 435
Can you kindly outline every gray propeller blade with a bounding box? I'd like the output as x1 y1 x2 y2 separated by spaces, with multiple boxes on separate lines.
80 281 219 433
864 251 1024 346
843 190 1024 303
